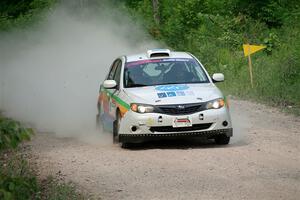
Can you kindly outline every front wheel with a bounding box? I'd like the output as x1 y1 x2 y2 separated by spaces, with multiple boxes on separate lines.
215 135 230 145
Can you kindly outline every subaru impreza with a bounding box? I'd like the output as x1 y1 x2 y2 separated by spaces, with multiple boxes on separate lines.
97 49 232 147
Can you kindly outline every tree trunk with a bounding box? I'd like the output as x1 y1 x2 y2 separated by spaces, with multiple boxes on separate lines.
152 0 160 25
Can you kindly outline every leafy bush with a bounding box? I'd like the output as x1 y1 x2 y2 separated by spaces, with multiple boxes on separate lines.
0 116 36 199
0 117 33 149
0 152 84 200
0 176 38 200
0 117 83 199
0 153 39 200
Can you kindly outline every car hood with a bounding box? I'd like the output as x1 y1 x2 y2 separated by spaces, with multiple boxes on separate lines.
123 83 223 105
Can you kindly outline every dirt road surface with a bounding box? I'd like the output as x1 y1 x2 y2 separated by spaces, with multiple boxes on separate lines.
27 99 300 200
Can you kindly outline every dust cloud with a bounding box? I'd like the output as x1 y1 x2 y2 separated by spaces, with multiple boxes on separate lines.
229 98 251 144
0 2 158 143
0 2 247 146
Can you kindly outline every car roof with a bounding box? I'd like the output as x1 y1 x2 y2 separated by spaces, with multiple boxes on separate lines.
125 49 193 62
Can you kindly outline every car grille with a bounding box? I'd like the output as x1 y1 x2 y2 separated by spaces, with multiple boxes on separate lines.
156 103 205 115
149 123 213 133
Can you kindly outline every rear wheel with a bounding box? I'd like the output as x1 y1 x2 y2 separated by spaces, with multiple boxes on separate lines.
113 111 121 144
215 135 230 145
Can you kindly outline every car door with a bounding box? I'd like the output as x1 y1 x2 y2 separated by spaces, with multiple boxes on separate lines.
108 59 122 120
100 59 122 130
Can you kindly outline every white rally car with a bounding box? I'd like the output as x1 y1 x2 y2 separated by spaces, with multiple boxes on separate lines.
97 49 232 146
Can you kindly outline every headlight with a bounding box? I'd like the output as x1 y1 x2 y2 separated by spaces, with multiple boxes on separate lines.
131 103 155 113
206 98 225 109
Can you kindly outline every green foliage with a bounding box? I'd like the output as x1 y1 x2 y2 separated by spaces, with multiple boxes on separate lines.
0 117 33 149
263 32 280 54
125 0 300 114
0 152 84 200
0 116 36 199
0 173 39 200
0 114 83 199
0 153 39 200
0 140 84 199
41 176 84 200
0 0 56 31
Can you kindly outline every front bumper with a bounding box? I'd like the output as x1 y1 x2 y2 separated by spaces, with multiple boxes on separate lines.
119 128 232 143
118 106 232 143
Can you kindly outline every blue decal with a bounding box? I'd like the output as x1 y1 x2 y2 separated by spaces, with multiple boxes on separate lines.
167 92 176 97
157 92 167 98
155 84 189 91
176 91 185 96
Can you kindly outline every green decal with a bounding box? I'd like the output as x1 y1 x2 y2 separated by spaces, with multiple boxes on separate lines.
103 89 130 110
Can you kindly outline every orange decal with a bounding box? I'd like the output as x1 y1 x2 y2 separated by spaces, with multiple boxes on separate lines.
118 105 128 117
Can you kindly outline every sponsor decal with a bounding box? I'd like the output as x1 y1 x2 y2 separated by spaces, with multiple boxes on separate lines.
102 88 130 113
167 92 176 97
161 58 190 62
157 92 167 98
126 58 193 68
126 59 162 67
157 90 191 98
155 84 189 91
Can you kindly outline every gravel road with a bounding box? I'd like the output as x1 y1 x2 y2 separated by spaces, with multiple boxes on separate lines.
28 99 300 200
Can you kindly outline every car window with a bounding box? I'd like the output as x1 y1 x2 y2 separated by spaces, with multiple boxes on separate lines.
186 61 208 82
107 60 119 80
124 58 209 88
113 60 122 85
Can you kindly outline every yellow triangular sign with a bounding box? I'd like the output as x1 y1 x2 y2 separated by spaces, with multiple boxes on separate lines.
243 44 266 57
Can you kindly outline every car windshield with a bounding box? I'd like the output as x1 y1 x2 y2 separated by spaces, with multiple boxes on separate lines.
124 58 209 88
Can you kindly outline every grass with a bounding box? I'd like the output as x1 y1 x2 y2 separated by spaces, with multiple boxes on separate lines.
40 176 84 200
0 148 85 200
0 115 85 200
0 151 39 200
0 117 33 150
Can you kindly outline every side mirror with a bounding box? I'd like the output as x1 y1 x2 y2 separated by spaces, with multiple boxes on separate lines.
212 73 224 82
103 80 117 89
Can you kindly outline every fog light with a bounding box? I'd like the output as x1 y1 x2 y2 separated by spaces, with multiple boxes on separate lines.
131 126 138 132
222 121 228 127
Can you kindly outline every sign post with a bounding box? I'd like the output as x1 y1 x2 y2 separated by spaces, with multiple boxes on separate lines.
243 44 266 88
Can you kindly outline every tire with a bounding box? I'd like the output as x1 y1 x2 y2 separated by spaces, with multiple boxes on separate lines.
215 134 230 145
113 111 121 144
